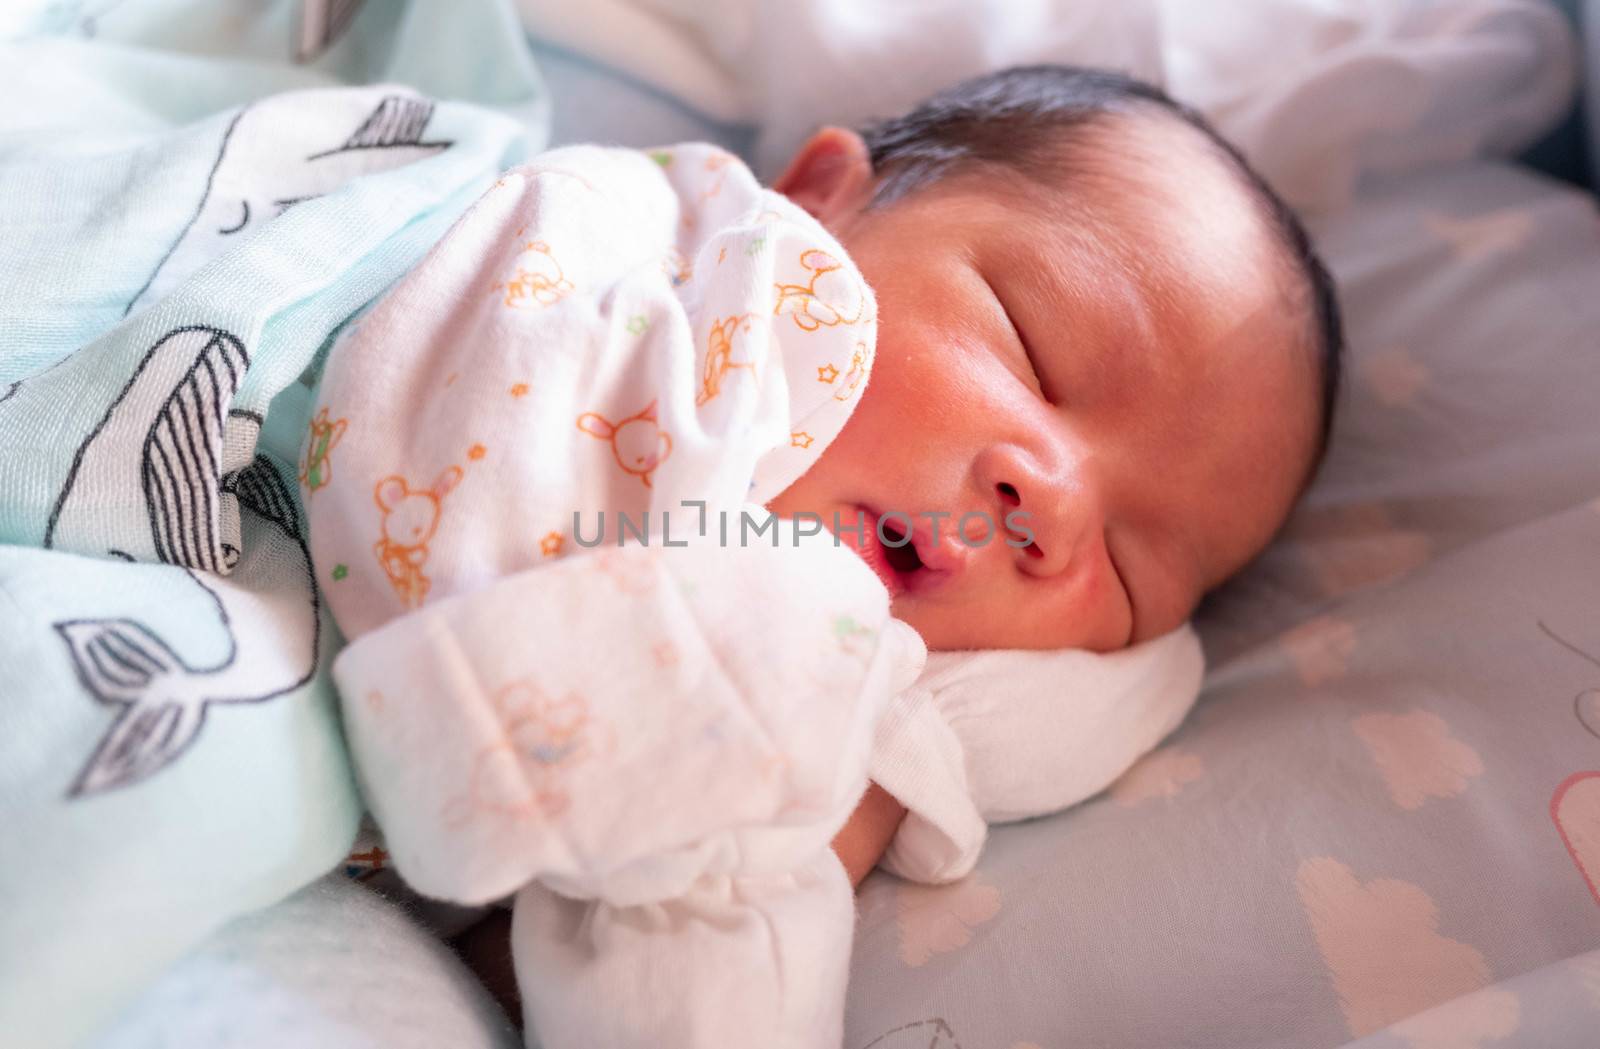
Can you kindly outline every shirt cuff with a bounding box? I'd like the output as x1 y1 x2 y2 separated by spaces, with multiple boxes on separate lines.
868 685 986 884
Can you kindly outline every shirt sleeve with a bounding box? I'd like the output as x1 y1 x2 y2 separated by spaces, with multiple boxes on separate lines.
868 685 987 884
305 141 909 908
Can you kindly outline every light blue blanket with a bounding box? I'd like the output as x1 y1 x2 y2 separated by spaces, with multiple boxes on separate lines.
0 2 550 1045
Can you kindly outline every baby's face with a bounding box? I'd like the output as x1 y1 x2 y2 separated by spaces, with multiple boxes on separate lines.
768 121 1322 652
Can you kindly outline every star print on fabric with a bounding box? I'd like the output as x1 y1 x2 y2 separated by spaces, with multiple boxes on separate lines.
791 431 814 448
445 372 459 387
718 246 728 264
817 363 839 383
650 151 673 167
331 564 349 581
626 315 649 336
468 444 486 461
510 382 529 398
745 236 766 256
540 531 563 557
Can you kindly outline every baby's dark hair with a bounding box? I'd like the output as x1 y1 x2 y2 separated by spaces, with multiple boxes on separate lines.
857 65 1343 479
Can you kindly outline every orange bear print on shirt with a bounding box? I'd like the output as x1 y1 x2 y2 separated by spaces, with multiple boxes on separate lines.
577 401 673 488
444 680 608 828
699 149 733 204
372 465 464 609
495 234 575 309
774 249 867 331
678 150 736 231
834 341 870 401
697 314 756 405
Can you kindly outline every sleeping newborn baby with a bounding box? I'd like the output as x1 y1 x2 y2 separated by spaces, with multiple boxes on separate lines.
307 66 1340 1048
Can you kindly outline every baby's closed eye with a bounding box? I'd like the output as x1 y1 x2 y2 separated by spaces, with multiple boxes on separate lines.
983 274 1050 403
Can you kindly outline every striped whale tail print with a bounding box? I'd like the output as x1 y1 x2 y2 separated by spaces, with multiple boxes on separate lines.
46 325 259 572
56 456 320 797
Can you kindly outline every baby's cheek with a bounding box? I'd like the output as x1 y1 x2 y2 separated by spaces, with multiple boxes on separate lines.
1054 553 1136 652
897 573 1126 653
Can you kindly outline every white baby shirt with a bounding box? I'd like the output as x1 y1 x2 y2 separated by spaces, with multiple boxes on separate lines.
308 142 925 1049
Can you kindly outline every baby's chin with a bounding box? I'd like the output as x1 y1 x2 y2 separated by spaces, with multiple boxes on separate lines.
894 596 1133 654
889 603 995 653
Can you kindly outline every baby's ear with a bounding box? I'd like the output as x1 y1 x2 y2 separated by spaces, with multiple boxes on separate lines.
771 127 875 227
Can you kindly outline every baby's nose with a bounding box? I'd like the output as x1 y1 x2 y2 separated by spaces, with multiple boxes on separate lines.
972 443 1099 579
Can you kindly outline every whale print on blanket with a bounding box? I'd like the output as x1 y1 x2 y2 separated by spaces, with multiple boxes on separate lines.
45 325 261 572
54 456 321 797
126 86 452 315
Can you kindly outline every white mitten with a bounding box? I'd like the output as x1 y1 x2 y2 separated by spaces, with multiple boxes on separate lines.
871 625 1204 883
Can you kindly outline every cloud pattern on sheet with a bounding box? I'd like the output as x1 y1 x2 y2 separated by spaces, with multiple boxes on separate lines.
1280 615 1358 686
1294 503 1433 599
1110 745 1205 806
896 875 1001 968
1352 710 1484 811
1296 857 1494 1037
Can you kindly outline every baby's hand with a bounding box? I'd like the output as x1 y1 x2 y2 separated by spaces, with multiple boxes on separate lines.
831 780 907 886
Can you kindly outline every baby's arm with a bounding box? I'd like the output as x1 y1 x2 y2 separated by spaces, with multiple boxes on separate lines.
831 780 907 887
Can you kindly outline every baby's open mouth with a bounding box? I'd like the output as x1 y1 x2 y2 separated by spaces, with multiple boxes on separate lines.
879 516 925 575
836 508 950 602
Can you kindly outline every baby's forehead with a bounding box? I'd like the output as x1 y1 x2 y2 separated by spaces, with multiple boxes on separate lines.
1038 116 1279 275
953 134 1283 326
965 121 1321 538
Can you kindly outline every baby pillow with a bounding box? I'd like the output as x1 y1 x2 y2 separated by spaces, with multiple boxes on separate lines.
516 0 1577 215
1160 0 1579 210
512 0 1166 176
